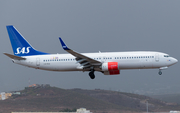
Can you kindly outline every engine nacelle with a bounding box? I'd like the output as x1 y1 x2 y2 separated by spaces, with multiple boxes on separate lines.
101 62 119 71
101 62 120 75
103 70 120 75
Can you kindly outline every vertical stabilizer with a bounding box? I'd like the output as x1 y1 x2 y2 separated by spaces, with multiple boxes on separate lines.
6 25 49 56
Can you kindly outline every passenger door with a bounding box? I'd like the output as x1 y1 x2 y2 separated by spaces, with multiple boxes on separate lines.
155 53 159 62
36 57 40 66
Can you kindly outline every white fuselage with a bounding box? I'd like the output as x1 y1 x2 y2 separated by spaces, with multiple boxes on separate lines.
5 26 178 78
13 51 178 72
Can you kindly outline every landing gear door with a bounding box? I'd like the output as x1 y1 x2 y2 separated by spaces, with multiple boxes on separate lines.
155 53 159 62
36 57 40 66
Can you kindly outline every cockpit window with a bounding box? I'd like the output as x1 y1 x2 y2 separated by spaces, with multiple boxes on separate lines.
164 55 169 57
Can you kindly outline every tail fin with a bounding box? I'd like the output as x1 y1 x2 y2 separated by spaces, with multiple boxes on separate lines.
6 25 49 56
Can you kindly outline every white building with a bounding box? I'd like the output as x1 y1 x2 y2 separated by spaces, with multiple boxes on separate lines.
1 92 6 100
12 108 92 113
77 108 92 113
170 111 180 113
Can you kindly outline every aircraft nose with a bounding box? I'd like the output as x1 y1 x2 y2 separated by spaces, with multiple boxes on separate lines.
172 58 178 64
175 58 178 63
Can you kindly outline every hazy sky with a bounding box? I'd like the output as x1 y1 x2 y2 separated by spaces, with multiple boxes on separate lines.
0 0 180 94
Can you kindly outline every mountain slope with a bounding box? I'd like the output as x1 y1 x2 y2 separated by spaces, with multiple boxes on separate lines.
0 86 180 113
150 94 180 105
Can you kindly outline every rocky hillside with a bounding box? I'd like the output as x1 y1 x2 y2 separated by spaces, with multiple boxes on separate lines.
0 86 180 113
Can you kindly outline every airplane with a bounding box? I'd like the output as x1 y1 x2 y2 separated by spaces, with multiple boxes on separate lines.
4 25 178 79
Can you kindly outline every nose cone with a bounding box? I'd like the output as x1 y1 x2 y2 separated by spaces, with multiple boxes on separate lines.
172 58 178 64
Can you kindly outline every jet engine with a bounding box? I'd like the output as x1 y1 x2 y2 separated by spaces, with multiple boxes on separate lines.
101 62 120 75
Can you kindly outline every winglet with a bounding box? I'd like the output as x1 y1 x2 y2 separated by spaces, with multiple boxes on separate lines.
59 38 70 50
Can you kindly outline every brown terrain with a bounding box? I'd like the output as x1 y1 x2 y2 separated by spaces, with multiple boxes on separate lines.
0 86 180 113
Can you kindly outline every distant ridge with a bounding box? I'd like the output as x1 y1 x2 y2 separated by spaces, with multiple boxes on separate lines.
0 86 180 113
150 94 180 105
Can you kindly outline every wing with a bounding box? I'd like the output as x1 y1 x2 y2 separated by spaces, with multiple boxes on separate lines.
59 38 101 69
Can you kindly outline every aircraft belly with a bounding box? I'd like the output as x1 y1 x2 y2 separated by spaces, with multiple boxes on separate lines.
41 62 78 71
58 63 78 71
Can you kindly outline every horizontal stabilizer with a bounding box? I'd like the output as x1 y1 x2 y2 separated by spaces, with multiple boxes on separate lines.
4 53 26 60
